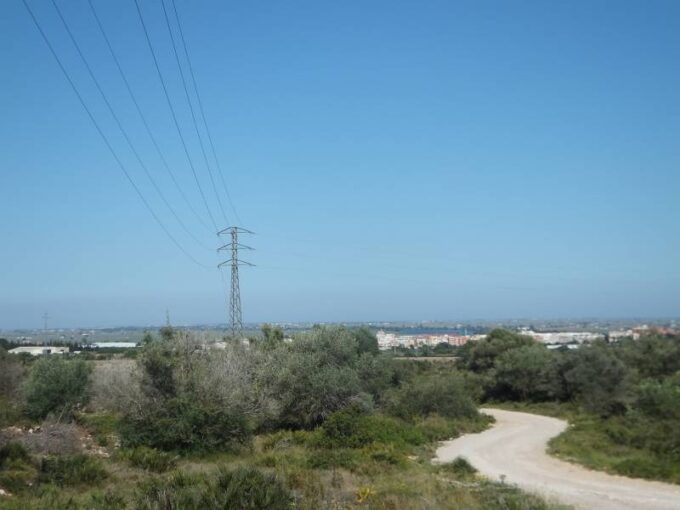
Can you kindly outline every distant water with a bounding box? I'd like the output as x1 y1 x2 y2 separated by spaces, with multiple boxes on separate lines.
383 327 485 336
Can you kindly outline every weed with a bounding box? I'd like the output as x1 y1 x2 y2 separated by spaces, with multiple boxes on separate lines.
39 454 108 486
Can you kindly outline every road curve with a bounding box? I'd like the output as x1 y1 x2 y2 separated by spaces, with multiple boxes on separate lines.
435 408 680 510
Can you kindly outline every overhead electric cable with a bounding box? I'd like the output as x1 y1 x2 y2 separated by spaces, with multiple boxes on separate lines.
159 0 229 226
170 0 242 226
133 0 219 233
21 0 211 269
51 0 210 252
87 0 213 238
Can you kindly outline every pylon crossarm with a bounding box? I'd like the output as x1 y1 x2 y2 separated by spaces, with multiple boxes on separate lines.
217 226 255 235
217 243 254 252
217 259 255 269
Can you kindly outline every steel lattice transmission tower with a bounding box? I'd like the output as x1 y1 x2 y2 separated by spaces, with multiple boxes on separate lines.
218 226 254 338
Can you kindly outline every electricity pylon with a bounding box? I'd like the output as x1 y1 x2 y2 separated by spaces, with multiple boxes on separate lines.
218 227 254 338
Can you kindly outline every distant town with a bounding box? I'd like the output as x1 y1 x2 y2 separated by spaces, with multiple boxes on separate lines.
1 318 678 355
376 323 680 350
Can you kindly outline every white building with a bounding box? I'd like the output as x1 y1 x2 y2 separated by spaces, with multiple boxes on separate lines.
9 346 69 356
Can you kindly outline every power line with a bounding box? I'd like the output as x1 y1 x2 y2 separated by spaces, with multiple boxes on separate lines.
87 0 213 238
51 0 211 252
170 0 242 226
159 0 229 226
21 0 211 269
133 0 219 233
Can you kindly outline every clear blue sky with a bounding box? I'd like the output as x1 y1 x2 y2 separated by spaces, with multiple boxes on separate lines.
1 0 679 329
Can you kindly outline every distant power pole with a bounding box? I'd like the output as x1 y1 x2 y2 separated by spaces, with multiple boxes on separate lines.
42 312 49 332
218 227 254 338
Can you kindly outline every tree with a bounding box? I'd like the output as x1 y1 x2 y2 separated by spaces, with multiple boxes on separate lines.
257 327 366 429
616 334 680 380
352 327 379 355
494 344 561 401
565 345 631 416
23 356 92 419
119 334 253 452
462 329 535 372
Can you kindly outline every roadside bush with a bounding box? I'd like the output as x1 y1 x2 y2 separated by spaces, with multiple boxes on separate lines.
39 453 107 486
134 466 293 510
438 456 477 479
23 357 92 420
317 405 425 449
493 344 564 401
634 378 680 420
387 372 478 420
118 446 177 473
564 345 631 416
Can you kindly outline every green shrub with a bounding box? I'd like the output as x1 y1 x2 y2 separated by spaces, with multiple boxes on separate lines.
257 326 369 429
635 378 680 420
23 357 92 419
134 466 293 510
212 466 293 509
119 396 252 453
438 456 477 479
0 442 36 493
387 372 478 420
317 406 425 449
260 429 316 451
0 442 30 466
39 454 107 486
306 448 358 470
118 446 178 472
564 345 631 417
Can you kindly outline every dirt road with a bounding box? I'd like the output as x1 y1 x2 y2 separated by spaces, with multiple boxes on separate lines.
435 408 680 510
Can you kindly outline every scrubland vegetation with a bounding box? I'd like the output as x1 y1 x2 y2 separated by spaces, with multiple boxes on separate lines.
0 326 570 509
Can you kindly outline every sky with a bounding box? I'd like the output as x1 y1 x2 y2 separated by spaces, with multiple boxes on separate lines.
1 0 679 329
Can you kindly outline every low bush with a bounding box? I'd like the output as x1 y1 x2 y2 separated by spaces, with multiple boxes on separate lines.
386 372 478 420
260 429 316 451
23 357 92 420
306 448 358 470
317 406 425 449
118 446 177 473
134 466 293 510
39 454 107 486
438 456 477 479
0 442 36 493
119 396 252 453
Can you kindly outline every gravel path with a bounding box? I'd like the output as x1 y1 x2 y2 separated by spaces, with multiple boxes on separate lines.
435 408 680 510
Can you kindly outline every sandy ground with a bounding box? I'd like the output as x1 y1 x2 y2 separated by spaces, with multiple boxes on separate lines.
435 408 680 510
